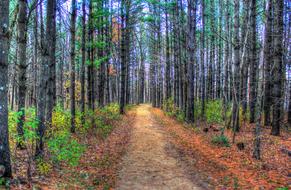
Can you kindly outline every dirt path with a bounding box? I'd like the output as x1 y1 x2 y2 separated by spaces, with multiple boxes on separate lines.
116 104 202 190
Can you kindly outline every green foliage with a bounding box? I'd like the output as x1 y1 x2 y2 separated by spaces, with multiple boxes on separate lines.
276 187 289 190
100 103 120 120
0 177 9 187
8 107 39 148
163 97 176 116
176 110 185 122
48 104 120 165
22 107 38 143
0 178 5 185
36 159 52 175
7 102 120 170
93 56 109 68
205 100 224 124
96 125 114 139
8 110 18 141
211 135 230 147
233 177 239 190
195 100 232 125
162 97 186 122
51 105 71 133
48 131 85 166
95 104 120 138
75 111 90 134
141 15 155 23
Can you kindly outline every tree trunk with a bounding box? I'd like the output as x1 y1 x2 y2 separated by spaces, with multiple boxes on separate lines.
249 0 257 123
165 0 171 101
232 0 240 136
80 0 86 124
70 0 77 133
263 0 273 126
46 0 56 123
186 0 197 122
36 0 49 158
253 72 263 160
288 83 291 125
16 0 28 148
0 0 12 178
271 0 283 136
201 0 205 119
120 0 127 114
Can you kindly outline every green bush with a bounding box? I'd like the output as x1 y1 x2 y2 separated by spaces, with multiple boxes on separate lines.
194 100 202 120
211 135 230 147
163 97 176 116
8 110 19 144
36 159 52 175
94 104 120 138
276 187 288 190
100 103 120 121
8 107 39 148
52 105 71 133
7 103 121 168
175 110 185 122
48 131 85 166
205 100 224 124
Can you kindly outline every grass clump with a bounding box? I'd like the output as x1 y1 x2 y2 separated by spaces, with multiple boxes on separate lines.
211 135 230 147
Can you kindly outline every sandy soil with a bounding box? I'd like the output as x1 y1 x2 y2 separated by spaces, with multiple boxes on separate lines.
116 104 202 190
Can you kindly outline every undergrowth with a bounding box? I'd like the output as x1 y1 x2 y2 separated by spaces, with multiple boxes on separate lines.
7 103 121 176
211 135 230 147
163 98 249 127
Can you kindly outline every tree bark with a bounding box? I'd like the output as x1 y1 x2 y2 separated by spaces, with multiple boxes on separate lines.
186 0 197 122
70 0 77 133
16 0 28 148
263 0 273 126
120 0 127 114
271 0 283 136
201 0 205 119
0 0 12 178
249 0 257 123
165 0 171 101
80 0 86 124
232 0 240 136
46 0 56 124
36 0 49 158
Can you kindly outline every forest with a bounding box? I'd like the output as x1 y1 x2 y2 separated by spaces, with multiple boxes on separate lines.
0 0 290 189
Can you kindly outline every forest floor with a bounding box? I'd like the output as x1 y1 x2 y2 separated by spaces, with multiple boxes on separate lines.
151 107 291 190
8 104 290 190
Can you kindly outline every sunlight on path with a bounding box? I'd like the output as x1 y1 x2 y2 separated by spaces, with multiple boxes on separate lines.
116 104 202 190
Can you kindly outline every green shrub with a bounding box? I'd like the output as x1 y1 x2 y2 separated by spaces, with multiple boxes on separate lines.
48 131 85 166
9 107 39 148
175 110 185 122
205 100 224 124
211 135 230 147
100 103 120 120
8 110 19 144
276 187 288 190
0 177 9 187
97 125 114 139
194 100 202 120
37 159 52 175
52 105 71 133
93 104 120 138
163 97 176 116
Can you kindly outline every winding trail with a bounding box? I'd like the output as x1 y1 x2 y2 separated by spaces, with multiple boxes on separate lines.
116 104 202 190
